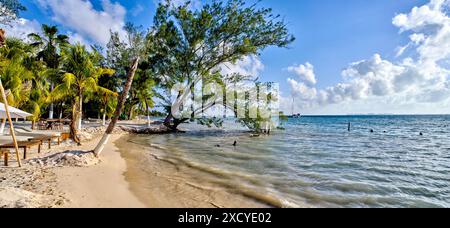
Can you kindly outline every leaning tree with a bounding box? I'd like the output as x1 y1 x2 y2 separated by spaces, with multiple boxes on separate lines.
147 0 295 131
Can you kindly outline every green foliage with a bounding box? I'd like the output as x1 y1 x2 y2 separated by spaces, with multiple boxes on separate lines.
0 0 293 134
105 23 156 120
0 0 26 25
52 44 115 102
28 24 69 70
197 117 224 128
0 38 50 122
49 43 115 132
146 0 294 129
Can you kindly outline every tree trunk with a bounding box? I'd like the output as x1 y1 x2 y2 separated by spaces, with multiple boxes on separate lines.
77 93 83 130
128 104 134 120
163 112 187 132
163 112 173 128
59 102 64 119
172 118 187 131
49 83 54 119
102 108 107 126
0 119 5 135
145 99 151 127
31 120 35 130
94 57 140 157
70 100 81 145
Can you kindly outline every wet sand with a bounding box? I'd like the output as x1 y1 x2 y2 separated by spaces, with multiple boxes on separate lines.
116 135 269 208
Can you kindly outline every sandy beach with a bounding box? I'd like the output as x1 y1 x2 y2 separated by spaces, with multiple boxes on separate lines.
0 124 270 208
54 133 146 208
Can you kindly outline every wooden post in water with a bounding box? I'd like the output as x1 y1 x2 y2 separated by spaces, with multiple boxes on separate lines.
0 79 22 167
348 122 351 132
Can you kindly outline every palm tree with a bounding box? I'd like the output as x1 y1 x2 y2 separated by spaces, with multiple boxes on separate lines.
0 38 50 129
28 24 69 119
0 38 36 106
87 85 118 126
52 44 115 144
94 57 140 156
135 77 155 126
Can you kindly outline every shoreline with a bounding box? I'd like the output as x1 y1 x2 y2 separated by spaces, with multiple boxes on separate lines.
2 124 288 208
116 134 270 208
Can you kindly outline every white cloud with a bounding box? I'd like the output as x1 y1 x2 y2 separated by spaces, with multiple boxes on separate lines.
287 78 317 100
36 0 127 46
287 62 317 85
1 18 41 41
287 0 450 114
393 0 450 62
66 31 91 46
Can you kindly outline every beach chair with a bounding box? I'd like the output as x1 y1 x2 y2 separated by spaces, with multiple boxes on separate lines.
0 135 34 142
37 121 47 130
53 122 64 131
1 150 8 166
13 128 62 148
28 135 56 149
0 140 42 160
15 127 62 137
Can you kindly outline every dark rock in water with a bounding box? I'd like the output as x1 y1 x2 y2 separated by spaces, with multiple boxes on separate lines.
215 145 221 148
370 129 374 133
420 132 424 136
383 131 387 133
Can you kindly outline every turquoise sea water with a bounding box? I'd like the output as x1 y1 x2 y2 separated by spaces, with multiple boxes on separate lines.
127 115 450 208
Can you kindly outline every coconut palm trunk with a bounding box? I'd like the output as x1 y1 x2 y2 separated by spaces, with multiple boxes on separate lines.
94 57 140 156
102 107 107 126
49 83 54 119
0 119 5 134
59 102 64 119
70 99 81 145
78 93 83 130
145 99 151 127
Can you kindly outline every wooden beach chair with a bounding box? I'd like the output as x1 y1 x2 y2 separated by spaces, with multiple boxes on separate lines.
37 121 47 130
0 140 42 160
27 135 59 149
14 128 62 146
1 150 8 166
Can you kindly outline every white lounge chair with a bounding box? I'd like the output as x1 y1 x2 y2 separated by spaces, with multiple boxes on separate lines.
14 127 62 137
0 135 33 142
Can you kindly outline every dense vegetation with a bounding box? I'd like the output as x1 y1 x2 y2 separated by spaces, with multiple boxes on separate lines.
0 0 294 140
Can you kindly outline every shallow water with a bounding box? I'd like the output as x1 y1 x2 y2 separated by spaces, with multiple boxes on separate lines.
125 115 450 208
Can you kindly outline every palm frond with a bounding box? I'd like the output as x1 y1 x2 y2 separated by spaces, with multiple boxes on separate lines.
97 86 118 97
27 33 43 43
62 73 76 89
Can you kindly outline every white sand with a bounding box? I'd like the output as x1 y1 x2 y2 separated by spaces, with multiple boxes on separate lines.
54 134 146 208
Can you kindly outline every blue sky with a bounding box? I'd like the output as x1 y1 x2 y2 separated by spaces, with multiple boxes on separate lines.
9 0 450 114
258 0 428 87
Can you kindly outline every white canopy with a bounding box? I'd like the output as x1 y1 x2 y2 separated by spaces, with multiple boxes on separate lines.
0 102 32 119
